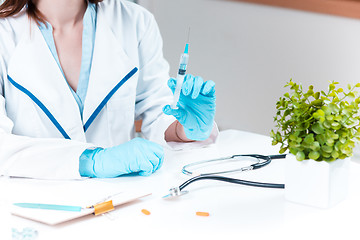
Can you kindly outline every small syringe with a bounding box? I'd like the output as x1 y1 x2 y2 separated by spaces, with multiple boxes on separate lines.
171 30 190 109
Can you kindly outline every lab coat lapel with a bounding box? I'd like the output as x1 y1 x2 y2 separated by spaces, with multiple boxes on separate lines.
83 9 138 131
7 21 84 141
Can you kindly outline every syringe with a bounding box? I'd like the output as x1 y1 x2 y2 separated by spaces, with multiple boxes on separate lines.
171 37 190 109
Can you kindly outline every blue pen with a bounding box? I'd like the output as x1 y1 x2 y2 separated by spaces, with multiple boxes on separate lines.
13 203 82 212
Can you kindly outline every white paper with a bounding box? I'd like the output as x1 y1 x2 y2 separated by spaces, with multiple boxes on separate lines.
7 178 151 225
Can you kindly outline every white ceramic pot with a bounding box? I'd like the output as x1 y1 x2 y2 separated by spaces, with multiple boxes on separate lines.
285 154 349 208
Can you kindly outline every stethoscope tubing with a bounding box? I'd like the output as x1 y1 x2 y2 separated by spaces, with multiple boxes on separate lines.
179 175 285 191
182 154 286 176
179 154 286 191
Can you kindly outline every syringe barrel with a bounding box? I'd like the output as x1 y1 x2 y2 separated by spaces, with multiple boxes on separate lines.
171 73 185 109
171 53 189 109
178 53 189 73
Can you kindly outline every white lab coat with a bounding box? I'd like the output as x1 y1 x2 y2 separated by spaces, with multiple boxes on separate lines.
0 0 216 180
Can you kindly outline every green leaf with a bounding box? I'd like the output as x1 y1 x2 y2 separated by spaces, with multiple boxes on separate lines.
334 115 342 122
326 138 334 146
314 92 320 99
329 103 340 114
296 151 305 161
329 84 336 91
316 134 326 145
326 115 334 121
310 141 320 151
323 121 331 129
279 147 287 154
321 106 332 115
313 109 325 119
331 151 339 159
289 134 297 141
311 123 325 134
304 134 314 144
329 91 336 97
331 122 341 130
331 133 339 139
322 145 333 153
289 148 298 156
322 152 331 158
309 151 320 160
270 130 275 138
311 99 323 106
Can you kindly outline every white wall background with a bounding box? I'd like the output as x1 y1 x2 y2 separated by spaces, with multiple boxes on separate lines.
138 0 360 136
2 0 360 136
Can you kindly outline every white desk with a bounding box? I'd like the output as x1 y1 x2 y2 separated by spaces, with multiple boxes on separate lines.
1 130 359 240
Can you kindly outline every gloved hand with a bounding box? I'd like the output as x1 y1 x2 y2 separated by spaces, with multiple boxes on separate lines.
79 138 164 178
163 74 216 141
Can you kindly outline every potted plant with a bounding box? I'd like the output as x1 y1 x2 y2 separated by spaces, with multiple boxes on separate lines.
270 80 360 208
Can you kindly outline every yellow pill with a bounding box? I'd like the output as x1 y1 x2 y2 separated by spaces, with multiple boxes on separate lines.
141 209 151 215
196 211 210 217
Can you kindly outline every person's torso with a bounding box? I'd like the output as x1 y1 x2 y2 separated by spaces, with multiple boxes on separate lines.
0 0 153 147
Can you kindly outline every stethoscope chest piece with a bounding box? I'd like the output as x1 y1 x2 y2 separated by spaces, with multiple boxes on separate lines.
162 187 188 199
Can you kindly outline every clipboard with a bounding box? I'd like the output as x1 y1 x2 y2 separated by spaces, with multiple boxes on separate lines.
11 191 151 225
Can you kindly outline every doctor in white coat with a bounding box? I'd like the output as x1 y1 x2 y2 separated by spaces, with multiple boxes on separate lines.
0 0 217 179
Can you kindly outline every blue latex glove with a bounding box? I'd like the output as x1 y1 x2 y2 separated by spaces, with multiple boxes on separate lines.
79 138 164 178
163 74 216 141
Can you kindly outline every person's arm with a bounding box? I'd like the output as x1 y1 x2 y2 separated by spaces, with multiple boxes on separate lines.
134 10 218 146
0 98 93 179
164 120 194 142
163 74 216 142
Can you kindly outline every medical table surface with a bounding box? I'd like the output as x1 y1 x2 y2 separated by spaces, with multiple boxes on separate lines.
1 130 359 240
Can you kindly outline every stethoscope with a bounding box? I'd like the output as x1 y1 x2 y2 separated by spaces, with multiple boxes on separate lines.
163 154 286 199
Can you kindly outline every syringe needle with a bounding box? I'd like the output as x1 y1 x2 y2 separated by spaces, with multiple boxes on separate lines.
187 27 191 43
